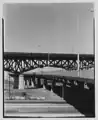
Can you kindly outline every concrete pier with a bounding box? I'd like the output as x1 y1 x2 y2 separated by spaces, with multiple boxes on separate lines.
27 80 30 88
37 78 41 88
13 75 19 89
51 80 55 92
62 82 65 99
43 79 48 90
31 79 34 87
19 75 24 89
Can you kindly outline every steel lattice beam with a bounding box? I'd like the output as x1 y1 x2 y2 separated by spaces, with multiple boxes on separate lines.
4 52 94 73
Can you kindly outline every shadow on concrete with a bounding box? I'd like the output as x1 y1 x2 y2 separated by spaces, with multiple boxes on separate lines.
53 85 95 117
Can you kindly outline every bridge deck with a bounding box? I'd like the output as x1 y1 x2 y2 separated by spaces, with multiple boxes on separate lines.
4 52 94 60
22 69 94 84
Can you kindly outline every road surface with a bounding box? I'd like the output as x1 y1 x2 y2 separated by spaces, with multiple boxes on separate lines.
4 103 84 117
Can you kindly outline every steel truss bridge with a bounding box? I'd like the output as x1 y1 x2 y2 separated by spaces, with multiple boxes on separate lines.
4 52 95 116
4 52 94 74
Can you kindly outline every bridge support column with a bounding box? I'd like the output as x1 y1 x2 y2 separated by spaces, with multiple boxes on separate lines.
37 78 41 88
51 80 55 92
31 78 34 87
43 79 47 90
51 86 53 92
24 79 27 88
62 79 67 99
77 81 84 90
43 84 46 89
32 76 36 87
70 80 78 90
26 80 29 88
13 75 19 89
87 83 94 90
62 81 65 99
19 75 24 89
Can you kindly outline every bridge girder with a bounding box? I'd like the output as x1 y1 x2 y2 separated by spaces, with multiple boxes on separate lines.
4 52 94 73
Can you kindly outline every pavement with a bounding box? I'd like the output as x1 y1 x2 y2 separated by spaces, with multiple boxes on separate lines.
4 88 84 117
4 88 65 101
4 103 84 117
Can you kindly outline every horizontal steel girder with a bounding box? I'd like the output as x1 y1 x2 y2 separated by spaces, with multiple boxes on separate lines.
4 52 94 60
4 52 94 73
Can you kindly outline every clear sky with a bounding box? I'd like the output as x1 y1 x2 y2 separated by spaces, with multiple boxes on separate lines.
3 3 94 54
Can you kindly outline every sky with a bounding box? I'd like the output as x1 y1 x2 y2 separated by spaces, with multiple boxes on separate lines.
3 3 94 54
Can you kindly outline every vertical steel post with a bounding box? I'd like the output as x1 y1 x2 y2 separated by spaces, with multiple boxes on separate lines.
8 73 10 99
77 53 80 77
62 82 64 99
48 52 49 67
76 14 80 77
